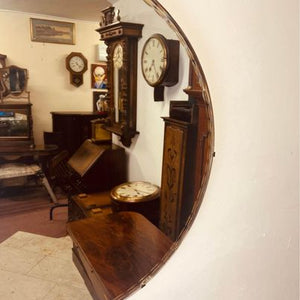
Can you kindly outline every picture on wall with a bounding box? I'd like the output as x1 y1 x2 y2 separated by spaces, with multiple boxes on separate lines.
91 63 107 90
30 18 75 45
93 91 108 114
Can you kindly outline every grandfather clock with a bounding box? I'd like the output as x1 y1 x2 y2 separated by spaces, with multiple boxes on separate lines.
96 7 143 147
160 101 197 241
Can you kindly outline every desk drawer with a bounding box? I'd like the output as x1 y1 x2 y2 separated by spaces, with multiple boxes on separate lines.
73 243 111 300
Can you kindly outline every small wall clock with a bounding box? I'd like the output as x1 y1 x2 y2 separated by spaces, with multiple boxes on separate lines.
141 34 180 101
66 52 88 87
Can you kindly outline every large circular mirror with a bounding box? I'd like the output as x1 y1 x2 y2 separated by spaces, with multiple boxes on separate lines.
0 0 214 299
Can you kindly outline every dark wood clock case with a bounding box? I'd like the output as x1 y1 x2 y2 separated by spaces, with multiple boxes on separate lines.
96 7 143 147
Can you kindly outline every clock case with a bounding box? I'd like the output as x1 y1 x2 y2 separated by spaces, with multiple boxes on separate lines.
65 52 88 87
96 7 143 147
142 34 179 101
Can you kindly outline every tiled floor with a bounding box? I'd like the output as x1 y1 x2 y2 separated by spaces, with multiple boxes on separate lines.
0 231 93 300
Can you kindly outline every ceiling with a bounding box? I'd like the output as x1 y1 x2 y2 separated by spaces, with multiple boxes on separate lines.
0 0 113 22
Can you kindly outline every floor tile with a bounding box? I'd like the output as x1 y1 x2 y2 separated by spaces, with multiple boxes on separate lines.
43 283 93 300
27 255 86 288
48 236 73 261
0 231 91 299
0 269 55 300
0 231 37 249
0 246 45 274
19 234 70 255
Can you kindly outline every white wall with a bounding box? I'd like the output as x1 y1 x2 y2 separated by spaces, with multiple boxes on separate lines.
128 0 299 299
0 10 100 143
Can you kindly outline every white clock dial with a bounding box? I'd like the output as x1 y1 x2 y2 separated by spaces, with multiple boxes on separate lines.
69 56 85 72
112 181 160 202
113 44 123 69
141 35 167 86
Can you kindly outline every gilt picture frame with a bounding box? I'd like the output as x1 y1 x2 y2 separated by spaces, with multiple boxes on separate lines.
30 18 75 45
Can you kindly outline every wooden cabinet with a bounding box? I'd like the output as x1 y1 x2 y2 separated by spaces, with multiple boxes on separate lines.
0 102 34 146
160 103 197 241
51 111 99 155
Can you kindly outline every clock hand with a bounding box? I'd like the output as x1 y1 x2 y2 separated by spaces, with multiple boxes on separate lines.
133 188 147 196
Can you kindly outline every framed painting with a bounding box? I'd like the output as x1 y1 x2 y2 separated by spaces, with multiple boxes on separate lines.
30 18 75 45
93 91 108 113
91 63 107 90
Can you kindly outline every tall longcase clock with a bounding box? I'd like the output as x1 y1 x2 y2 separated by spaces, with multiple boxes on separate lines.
96 7 143 147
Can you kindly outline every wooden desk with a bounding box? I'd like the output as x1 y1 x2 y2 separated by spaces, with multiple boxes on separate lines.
67 212 172 300
68 191 112 222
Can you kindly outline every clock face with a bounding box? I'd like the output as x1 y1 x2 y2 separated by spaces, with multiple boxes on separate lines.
69 55 85 73
113 44 123 69
141 35 168 86
112 181 160 202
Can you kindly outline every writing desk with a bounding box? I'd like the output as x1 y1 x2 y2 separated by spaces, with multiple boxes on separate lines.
67 212 172 300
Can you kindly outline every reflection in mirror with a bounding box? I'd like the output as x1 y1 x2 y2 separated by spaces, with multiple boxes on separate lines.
112 43 123 123
0 110 28 137
0 66 28 99
0 1 214 299
96 9 143 147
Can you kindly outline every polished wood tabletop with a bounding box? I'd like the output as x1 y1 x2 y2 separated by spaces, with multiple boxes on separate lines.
67 212 172 300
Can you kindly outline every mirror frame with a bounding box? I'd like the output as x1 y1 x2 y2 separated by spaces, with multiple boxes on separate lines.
0 65 28 99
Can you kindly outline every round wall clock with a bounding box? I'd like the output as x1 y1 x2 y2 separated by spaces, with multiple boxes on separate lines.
141 33 179 101
65 52 88 87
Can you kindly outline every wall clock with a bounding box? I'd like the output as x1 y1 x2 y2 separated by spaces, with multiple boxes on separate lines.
96 6 143 147
141 33 180 101
65 52 88 87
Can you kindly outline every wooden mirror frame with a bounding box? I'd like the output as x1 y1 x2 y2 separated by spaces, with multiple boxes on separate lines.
0 65 28 99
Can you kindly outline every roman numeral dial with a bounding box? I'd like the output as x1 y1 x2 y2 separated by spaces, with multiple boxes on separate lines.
141 34 179 101
141 34 168 86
